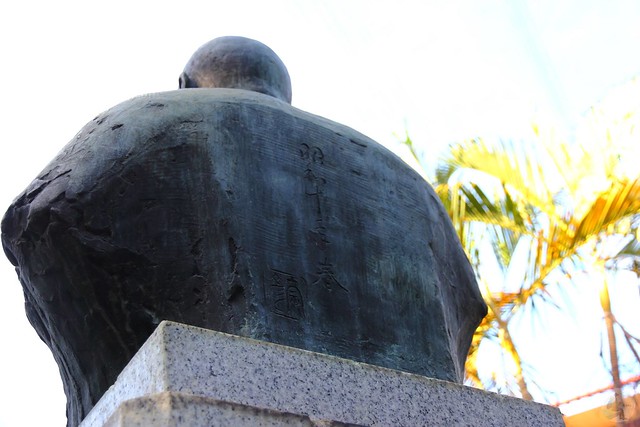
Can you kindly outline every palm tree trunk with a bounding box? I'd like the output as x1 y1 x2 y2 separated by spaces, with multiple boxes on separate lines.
599 270 625 425
497 318 533 400
484 291 533 400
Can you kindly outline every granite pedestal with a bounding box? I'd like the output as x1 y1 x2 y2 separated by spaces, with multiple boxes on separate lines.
80 321 563 427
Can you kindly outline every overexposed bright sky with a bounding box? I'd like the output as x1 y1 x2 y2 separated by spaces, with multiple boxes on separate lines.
1 1 640 426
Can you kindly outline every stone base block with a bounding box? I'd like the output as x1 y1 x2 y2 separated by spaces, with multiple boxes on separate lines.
103 392 350 427
80 321 563 427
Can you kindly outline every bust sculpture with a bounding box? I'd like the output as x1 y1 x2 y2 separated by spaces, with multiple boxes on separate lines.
1 36 486 427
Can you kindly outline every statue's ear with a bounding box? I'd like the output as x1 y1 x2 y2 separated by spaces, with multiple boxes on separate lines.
179 72 192 89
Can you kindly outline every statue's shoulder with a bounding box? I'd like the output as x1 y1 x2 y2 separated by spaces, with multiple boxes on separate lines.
85 88 363 140
84 88 390 158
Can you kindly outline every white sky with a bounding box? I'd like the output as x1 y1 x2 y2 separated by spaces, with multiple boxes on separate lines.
1 1 640 425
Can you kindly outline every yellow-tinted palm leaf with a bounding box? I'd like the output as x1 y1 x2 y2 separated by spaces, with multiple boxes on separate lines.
441 138 558 220
573 177 640 246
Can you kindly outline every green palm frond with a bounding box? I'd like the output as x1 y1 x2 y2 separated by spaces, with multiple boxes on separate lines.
402 133 423 169
618 235 640 258
435 158 458 186
612 223 640 274
489 224 520 272
448 179 532 235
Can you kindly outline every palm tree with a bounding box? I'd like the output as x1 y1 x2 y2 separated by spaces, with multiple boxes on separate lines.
404 79 640 422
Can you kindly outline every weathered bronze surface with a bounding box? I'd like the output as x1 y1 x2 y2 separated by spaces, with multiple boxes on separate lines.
179 36 292 103
1 37 486 427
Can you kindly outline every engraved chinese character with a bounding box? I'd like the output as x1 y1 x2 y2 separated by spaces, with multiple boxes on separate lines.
313 258 348 293
271 270 305 320
308 222 330 249
300 143 324 165
304 168 326 195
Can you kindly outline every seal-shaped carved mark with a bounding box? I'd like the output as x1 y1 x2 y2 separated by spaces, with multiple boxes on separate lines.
270 269 305 320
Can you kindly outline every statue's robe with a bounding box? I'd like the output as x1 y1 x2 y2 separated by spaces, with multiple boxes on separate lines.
2 89 486 426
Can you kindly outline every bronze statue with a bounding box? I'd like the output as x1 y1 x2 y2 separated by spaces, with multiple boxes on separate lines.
1 36 486 427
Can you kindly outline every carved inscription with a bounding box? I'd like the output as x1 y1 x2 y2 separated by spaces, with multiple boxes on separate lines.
300 143 349 294
314 257 348 292
270 269 305 320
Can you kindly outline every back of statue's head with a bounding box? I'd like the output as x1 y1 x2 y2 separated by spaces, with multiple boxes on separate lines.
179 36 293 104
